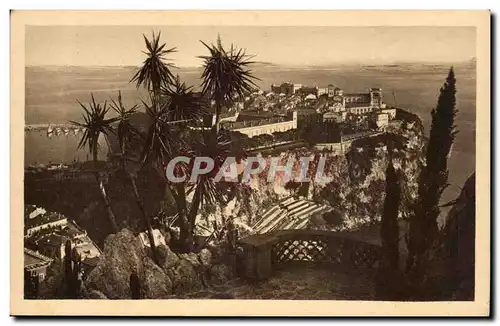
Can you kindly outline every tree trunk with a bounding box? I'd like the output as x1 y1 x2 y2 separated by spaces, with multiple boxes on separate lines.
184 183 204 252
188 184 203 228
151 159 192 252
93 143 119 233
129 173 160 265
174 183 193 252
214 101 221 133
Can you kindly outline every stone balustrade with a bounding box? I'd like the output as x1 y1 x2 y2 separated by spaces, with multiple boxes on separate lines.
238 229 381 280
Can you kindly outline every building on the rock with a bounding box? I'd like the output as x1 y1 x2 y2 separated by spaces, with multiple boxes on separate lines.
24 205 102 264
317 87 328 96
321 87 391 125
25 210 68 238
375 113 390 129
296 86 318 97
30 219 102 261
25 205 46 220
271 82 295 96
323 111 347 124
221 111 298 138
381 107 396 120
304 93 317 103
24 248 53 282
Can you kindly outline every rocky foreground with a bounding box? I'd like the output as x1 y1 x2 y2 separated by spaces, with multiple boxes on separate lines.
81 229 235 299
81 228 378 300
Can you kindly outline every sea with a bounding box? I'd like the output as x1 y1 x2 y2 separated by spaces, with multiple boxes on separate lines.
25 63 476 206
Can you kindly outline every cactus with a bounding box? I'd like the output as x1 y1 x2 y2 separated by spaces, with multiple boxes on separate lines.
130 271 141 299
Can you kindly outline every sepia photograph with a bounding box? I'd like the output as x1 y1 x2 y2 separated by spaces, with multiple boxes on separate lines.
10 10 490 316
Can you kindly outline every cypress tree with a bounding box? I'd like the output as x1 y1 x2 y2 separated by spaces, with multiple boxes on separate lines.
377 142 401 300
64 239 74 298
407 67 458 285
381 144 401 271
64 239 81 298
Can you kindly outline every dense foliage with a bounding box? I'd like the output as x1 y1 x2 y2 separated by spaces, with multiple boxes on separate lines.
407 67 458 290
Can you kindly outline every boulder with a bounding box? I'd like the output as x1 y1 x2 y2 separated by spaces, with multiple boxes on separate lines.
103 234 116 248
170 259 203 294
198 248 212 268
142 257 173 299
84 228 230 299
85 229 147 299
179 252 201 270
207 245 225 264
85 228 176 299
157 244 180 270
210 264 234 286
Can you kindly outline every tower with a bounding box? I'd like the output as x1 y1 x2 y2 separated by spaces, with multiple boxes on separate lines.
327 84 335 98
369 88 383 109
292 111 298 129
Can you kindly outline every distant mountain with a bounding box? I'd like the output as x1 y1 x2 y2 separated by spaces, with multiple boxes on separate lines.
250 61 280 68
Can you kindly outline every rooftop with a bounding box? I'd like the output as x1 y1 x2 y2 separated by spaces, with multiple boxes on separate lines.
25 211 67 230
27 219 85 241
24 248 53 270
24 205 38 216
37 233 66 247
345 102 372 108
74 240 102 258
344 93 371 100
221 115 293 130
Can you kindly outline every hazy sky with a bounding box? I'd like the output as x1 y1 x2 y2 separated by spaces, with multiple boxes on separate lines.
26 26 476 67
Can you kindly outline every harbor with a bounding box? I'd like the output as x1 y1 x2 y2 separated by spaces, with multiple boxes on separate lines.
25 123 83 135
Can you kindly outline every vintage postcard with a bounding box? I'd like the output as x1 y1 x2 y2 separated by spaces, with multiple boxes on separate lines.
11 10 490 316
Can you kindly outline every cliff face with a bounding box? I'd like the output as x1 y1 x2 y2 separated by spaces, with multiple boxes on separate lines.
26 109 425 243
195 111 426 235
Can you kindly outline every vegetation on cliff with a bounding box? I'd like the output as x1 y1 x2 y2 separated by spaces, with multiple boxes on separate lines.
407 67 458 296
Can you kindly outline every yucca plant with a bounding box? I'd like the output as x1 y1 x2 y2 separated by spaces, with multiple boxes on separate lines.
161 75 207 123
70 94 119 232
182 129 236 250
130 31 197 252
110 91 141 158
110 91 160 265
199 35 258 131
131 31 177 103
140 95 176 167
140 94 193 251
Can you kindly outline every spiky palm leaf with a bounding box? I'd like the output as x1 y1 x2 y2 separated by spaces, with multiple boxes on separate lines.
140 95 178 166
161 75 208 122
199 35 259 127
69 93 120 232
70 94 118 158
110 91 142 160
186 130 236 226
131 31 177 95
